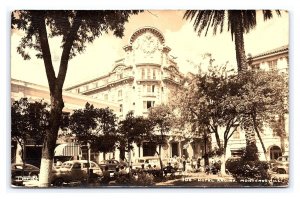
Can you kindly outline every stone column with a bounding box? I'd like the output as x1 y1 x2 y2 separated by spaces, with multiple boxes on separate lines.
178 141 182 158
15 142 23 164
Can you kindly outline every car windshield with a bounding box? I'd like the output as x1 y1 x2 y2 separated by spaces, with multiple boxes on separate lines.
61 162 72 169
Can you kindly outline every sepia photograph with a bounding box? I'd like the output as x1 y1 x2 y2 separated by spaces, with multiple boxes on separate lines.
10 9 289 188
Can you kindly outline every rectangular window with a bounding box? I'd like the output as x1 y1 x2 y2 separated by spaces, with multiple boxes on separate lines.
142 69 145 79
152 85 155 93
120 104 123 113
93 82 98 88
147 101 152 109
111 94 115 102
145 101 155 109
153 69 156 80
118 90 122 98
251 64 260 70
268 60 278 71
147 85 151 93
147 68 151 79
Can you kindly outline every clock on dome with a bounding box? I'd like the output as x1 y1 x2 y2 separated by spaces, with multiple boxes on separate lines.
134 32 159 55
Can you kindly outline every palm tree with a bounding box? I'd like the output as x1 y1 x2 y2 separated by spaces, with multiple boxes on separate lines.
184 10 281 161
183 10 281 72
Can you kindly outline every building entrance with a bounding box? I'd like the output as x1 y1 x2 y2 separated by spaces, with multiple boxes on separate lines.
143 142 156 156
270 145 282 160
171 142 179 157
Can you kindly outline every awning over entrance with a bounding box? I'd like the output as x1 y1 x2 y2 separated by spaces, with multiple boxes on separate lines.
54 143 82 156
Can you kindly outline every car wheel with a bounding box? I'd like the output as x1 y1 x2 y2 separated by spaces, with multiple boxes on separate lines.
53 178 64 187
277 168 286 174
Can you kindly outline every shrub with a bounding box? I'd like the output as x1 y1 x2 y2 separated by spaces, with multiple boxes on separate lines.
115 173 134 185
115 172 155 186
133 172 155 186
225 158 270 186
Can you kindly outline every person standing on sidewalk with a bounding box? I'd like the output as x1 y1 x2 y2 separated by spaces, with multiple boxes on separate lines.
182 155 186 172
197 157 201 168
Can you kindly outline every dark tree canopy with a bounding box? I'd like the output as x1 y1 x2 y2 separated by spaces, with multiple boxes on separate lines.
148 104 174 135
69 102 118 153
183 10 281 39
12 10 141 60
11 98 50 146
118 111 153 151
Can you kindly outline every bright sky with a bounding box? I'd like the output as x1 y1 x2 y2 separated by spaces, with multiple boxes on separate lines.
11 10 289 88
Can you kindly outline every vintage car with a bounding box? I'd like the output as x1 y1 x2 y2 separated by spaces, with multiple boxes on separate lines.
98 159 127 172
51 160 103 186
271 155 289 174
11 163 40 186
131 156 166 170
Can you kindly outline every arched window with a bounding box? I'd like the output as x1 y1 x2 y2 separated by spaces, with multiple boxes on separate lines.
270 145 282 160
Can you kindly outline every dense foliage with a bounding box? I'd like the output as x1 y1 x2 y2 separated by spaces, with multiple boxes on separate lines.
69 102 118 153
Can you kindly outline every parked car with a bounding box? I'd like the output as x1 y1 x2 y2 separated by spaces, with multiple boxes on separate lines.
271 155 289 174
99 159 126 172
132 156 164 170
51 160 103 186
11 163 40 186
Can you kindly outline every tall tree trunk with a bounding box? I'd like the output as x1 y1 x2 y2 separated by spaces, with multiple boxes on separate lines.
119 147 125 161
220 146 227 176
203 130 209 166
155 150 164 177
233 12 257 158
252 113 268 161
33 11 81 187
233 11 258 161
213 126 221 149
279 114 287 155
39 91 64 187
233 12 247 73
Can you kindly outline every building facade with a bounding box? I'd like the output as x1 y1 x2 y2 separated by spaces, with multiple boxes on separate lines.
66 27 184 120
65 27 198 161
219 45 289 161
248 45 288 73
11 78 119 166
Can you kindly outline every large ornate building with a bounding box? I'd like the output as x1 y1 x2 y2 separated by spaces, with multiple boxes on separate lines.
66 27 184 119
65 27 194 160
